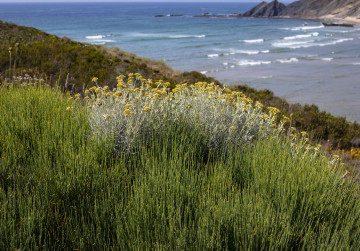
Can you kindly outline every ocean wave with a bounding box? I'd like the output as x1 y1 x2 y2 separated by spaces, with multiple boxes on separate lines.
232 50 259 55
241 39 264 43
86 35 106 39
321 58 333 61
276 58 298 63
207 54 219 58
169 34 206 38
229 49 269 55
283 32 319 40
282 25 324 31
237 60 271 66
337 28 360 33
272 38 353 49
272 40 315 49
89 39 116 43
352 62 360 65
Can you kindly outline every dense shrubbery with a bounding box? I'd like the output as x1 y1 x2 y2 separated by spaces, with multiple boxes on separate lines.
1 79 360 249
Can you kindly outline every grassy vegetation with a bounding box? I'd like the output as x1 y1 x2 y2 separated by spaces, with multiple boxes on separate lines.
1 79 360 249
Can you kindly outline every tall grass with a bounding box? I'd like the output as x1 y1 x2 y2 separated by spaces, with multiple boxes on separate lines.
1 80 360 250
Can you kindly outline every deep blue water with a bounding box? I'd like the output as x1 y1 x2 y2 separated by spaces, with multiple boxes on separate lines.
1 2 360 121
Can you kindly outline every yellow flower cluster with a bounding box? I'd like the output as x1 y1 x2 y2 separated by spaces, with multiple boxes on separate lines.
350 148 360 159
79 74 287 137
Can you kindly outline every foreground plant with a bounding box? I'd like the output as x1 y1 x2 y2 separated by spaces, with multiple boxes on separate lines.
84 74 287 156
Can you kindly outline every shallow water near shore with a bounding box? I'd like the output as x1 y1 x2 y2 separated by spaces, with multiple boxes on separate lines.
1 2 359 121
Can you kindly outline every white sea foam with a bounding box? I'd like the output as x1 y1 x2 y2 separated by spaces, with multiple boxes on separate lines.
237 60 271 66
272 40 315 49
200 71 207 74
272 38 353 49
315 38 354 48
276 58 299 63
86 35 106 39
229 49 269 55
282 25 324 31
89 39 116 43
242 39 264 43
321 58 333 61
222 62 228 66
169 34 206 38
352 62 360 65
235 50 259 55
283 32 319 40
207 54 219 58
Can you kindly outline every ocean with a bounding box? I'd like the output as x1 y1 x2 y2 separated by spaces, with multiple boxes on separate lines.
1 2 360 121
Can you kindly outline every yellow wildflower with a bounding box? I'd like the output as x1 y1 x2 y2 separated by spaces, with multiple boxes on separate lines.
114 91 122 97
66 107 71 111
230 126 236 131
116 75 126 80
256 101 263 108
144 107 151 112
125 104 132 109
123 109 132 115
84 89 90 95
92 77 98 82
267 107 280 113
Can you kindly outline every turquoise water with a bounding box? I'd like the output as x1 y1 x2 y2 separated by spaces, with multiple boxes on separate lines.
1 2 360 121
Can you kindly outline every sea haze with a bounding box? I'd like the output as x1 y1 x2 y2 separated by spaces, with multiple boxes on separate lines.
0 2 359 121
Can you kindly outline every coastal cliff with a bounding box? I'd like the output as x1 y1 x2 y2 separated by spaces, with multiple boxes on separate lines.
283 0 360 23
243 0 286 18
243 0 360 24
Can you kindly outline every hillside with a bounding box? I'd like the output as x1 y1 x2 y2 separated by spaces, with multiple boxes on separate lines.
0 20 218 91
283 0 360 22
243 0 360 23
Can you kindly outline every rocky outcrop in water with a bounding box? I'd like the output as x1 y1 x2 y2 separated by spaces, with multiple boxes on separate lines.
243 0 286 17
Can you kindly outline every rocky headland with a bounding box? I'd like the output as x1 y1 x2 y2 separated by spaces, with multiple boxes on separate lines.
193 0 360 25
243 0 360 24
